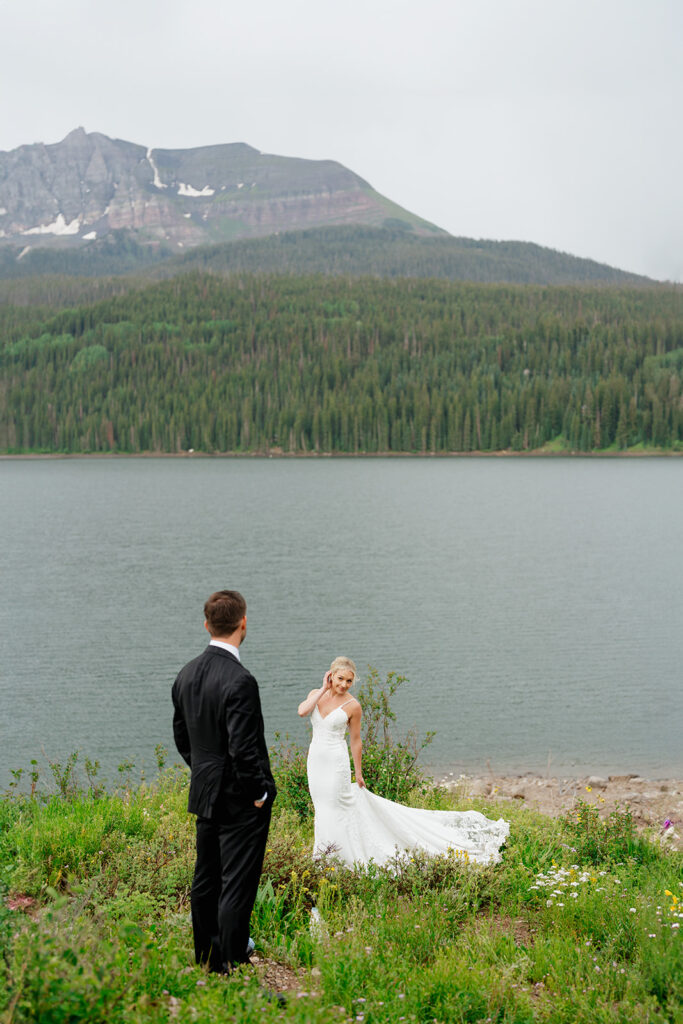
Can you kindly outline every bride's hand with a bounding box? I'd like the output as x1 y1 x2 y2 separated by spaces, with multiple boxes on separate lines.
321 670 332 693
356 773 366 789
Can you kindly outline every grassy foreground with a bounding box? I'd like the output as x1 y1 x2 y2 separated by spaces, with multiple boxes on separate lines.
1 755 681 1024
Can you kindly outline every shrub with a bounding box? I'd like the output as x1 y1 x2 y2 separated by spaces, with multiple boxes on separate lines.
269 735 311 821
559 799 657 865
355 667 434 801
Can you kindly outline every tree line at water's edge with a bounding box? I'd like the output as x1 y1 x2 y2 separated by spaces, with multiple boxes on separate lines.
0 272 682 455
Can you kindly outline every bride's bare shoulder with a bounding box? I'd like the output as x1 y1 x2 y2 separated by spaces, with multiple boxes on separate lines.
346 696 362 715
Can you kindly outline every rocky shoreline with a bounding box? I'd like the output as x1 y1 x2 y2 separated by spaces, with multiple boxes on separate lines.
1 449 681 460
429 770 683 849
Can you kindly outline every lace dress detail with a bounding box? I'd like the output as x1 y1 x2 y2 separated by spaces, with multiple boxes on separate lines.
306 704 509 868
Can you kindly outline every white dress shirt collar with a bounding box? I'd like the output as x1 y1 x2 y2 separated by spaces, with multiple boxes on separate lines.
209 639 241 661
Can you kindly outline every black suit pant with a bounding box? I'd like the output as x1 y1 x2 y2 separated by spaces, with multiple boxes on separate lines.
191 801 272 973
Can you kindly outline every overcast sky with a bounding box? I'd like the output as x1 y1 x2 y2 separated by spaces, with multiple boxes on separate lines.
1 0 681 280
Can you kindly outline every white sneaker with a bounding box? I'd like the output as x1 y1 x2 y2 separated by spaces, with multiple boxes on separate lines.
246 937 255 956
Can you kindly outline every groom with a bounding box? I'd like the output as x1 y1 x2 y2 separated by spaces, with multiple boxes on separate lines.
172 590 276 973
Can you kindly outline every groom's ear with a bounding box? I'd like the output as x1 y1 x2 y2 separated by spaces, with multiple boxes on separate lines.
204 619 211 634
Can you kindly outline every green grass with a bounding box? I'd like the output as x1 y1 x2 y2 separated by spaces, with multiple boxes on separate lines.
0 760 681 1024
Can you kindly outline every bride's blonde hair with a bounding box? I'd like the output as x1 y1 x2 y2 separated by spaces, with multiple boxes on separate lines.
330 656 357 682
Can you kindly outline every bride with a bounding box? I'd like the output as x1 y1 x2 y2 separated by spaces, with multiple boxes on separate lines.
298 657 509 868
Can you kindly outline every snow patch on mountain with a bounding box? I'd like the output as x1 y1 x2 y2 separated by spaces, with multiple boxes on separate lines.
178 183 215 197
147 149 167 189
23 214 81 236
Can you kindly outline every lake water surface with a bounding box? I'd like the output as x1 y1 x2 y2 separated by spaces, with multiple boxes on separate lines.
1 456 681 787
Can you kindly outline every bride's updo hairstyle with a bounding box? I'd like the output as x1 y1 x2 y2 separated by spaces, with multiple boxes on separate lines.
330 656 357 682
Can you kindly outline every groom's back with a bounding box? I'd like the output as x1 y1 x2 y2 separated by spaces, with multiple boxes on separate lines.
172 645 273 818
173 646 239 748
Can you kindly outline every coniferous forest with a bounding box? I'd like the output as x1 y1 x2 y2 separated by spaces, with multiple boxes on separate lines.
0 272 682 455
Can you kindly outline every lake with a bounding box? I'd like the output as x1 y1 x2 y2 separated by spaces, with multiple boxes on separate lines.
1 456 681 788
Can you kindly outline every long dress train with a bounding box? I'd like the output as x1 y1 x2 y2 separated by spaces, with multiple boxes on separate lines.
306 703 509 868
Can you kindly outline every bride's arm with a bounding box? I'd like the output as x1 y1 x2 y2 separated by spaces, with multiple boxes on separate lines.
348 704 365 788
297 672 331 717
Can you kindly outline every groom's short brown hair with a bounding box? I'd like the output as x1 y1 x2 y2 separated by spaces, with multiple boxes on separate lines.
204 590 247 636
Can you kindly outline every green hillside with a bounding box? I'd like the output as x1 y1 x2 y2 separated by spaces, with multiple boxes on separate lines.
1 273 681 455
0 232 174 280
0 225 653 286
152 226 653 286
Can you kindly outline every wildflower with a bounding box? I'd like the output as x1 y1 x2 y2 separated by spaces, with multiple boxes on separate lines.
585 786 592 792
663 820 672 830
629 908 637 913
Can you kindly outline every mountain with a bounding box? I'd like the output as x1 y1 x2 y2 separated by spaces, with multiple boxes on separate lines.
0 129 654 286
0 127 442 255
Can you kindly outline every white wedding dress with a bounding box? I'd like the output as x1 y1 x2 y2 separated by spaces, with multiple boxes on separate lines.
307 703 509 868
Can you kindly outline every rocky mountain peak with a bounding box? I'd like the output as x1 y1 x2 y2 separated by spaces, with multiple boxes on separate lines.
0 129 442 255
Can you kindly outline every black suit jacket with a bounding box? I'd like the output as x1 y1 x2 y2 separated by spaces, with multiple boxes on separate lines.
172 645 276 819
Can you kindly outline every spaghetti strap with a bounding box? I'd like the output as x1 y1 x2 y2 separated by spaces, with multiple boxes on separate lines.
339 698 354 709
